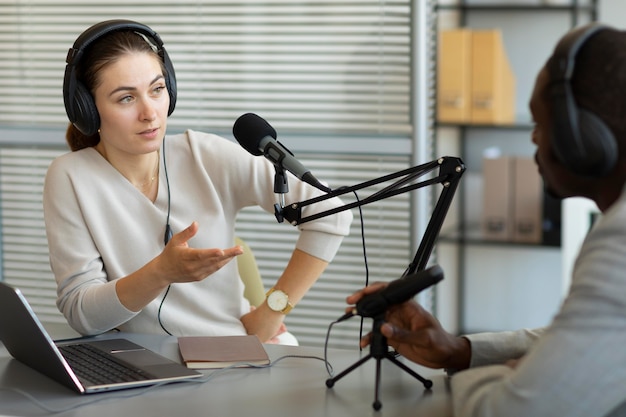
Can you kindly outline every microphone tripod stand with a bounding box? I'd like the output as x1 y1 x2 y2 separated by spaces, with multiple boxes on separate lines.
276 156 465 410
325 314 432 411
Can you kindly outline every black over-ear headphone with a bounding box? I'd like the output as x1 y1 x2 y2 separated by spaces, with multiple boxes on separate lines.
547 22 617 177
63 19 177 136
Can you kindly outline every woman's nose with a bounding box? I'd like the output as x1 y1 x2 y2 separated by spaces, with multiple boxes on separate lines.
139 99 157 121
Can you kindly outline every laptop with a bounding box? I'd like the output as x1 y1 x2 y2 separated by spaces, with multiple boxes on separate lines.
0 282 202 394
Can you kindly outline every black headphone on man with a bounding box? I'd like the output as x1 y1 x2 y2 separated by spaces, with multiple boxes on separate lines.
547 22 617 177
63 19 177 136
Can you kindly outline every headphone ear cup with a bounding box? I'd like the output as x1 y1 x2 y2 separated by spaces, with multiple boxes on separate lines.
161 50 177 116
547 23 617 177
552 105 618 177
549 82 575 170
71 81 100 136
576 109 618 176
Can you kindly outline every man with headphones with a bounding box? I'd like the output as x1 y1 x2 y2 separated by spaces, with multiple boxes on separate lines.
44 20 352 344
347 23 626 416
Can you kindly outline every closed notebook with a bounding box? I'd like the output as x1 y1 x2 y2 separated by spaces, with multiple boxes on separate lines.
178 335 270 369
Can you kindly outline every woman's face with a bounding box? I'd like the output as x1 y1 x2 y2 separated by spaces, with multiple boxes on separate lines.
93 52 169 157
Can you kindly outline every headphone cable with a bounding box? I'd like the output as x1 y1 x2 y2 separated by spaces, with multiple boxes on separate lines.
158 136 173 335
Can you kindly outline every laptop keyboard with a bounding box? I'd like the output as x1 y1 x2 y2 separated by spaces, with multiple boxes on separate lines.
59 343 152 385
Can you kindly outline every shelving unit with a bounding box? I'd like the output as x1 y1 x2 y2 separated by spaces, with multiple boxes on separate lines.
433 1 598 334
437 0 597 18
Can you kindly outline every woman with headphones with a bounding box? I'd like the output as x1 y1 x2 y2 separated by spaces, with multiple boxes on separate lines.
44 20 352 343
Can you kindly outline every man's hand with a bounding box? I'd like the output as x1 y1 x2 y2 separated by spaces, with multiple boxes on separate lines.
346 282 471 371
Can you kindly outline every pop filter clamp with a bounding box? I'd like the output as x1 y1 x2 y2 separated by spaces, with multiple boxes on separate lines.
276 156 465 410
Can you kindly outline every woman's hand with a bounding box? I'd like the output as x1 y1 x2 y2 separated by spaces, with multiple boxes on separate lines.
117 221 243 312
240 304 286 343
156 221 243 285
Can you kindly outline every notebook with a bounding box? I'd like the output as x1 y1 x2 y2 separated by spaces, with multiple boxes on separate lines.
0 282 202 394
178 335 270 369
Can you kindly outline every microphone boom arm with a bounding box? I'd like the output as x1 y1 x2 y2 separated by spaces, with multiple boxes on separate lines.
279 156 465 276
292 155 465 408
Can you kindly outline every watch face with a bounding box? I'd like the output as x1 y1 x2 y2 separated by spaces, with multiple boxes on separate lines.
267 290 288 311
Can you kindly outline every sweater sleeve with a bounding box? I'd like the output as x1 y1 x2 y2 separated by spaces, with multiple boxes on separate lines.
43 152 138 335
465 328 545 368
186 130 353 262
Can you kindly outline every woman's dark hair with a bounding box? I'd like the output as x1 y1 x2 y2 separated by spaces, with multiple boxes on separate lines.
65 30 166 151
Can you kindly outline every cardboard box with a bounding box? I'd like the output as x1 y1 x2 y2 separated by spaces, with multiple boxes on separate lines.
512 157 543 243
482 156 559 244
482 156 513 241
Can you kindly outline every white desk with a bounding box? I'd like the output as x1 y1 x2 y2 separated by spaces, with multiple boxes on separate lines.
0 331 453 417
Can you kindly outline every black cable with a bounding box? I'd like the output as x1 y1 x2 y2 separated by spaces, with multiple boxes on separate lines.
162 135 173 245
351 190 369 350
158 285 173 336
319 188 369 357
158 136 173 336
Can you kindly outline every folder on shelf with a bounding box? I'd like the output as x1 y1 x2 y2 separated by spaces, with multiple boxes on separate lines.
470 29 516 124
437 29 472 123
482 155 513 241
512 157 543 244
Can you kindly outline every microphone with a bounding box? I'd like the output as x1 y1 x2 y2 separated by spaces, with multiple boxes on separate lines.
338 265 444 322
233 113 331 193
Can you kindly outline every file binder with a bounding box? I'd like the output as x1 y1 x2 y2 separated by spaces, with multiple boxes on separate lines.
470 29 516 124
437 29 472 123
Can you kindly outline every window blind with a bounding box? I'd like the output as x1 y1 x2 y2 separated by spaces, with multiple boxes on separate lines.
0 0 412 137
0 147 65 322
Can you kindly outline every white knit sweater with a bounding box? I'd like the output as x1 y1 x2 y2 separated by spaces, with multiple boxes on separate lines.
43 130 352 336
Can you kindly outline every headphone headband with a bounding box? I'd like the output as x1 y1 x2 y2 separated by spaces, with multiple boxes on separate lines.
547 23 617 177
548 23 608 83
63 19 177 136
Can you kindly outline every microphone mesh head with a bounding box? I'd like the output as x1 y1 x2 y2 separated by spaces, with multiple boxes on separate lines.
232 113 277 156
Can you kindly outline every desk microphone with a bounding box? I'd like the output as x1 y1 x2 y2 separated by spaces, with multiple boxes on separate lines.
232 113 331 193
337 264 444 322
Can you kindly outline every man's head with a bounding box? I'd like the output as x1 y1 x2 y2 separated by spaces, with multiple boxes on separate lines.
531 24 626 209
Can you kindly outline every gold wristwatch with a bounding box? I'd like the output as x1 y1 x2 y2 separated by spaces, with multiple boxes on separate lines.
265 288 294 314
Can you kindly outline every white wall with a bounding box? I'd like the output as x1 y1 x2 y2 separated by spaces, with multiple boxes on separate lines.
599 0 626 28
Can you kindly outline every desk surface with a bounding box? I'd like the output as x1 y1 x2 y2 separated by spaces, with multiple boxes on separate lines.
0 329 453 417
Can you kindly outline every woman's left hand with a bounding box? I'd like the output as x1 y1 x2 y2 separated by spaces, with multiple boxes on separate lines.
241 305 287 343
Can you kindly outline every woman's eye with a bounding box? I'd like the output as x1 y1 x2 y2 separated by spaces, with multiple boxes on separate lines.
119 95 133 104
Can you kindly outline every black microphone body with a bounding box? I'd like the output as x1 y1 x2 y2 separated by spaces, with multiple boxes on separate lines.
356 265 444 318
233 113 331 192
